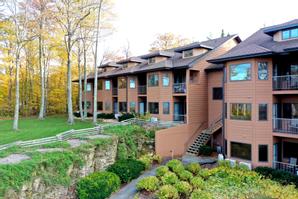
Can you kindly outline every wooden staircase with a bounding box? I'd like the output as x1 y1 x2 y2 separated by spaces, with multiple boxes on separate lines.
186 116 223 155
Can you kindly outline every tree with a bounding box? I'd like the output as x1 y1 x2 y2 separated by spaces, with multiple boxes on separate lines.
149 33 190 52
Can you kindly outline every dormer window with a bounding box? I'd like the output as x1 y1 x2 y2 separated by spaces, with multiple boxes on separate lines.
148 57 156 64
183 49 193 58
122 63 128 68
282 28 298 40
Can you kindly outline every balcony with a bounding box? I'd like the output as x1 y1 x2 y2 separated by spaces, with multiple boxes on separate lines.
173 83 186 94
273 75 298 90
273 161 298 175
173 114 187 123
273 118 298 135
112 88 118 96
138 85 147 95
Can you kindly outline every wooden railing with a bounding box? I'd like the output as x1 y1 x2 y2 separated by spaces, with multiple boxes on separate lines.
273 161 298 175
185 121 207 150
273 75 298 90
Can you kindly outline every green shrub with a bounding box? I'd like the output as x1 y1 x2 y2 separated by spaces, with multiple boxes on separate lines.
97 113 115 119
107 159 145 183
254 167 298 187
174 181 192 197
190 189 212 199
156 166 169 177
157 185 179 199
118 113 135 122
161 172 179 185
166 159 183 171
198 168 211 180
178 170 193 181
76 171 120 199
139 154 153 169
186 163 201 175
136 176 159 192
153 154 163 164
190 176 205 189
199 145 214 156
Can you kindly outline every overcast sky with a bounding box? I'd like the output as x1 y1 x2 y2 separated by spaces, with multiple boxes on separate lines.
102 0 298 57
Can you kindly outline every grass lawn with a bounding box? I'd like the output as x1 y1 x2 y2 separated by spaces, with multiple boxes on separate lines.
0 116 95 145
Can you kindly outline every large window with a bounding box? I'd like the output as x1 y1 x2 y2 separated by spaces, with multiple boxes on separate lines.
148 74 159 87
231 142 251 160
282 28 298 40
130 102 136 112
230 103 251 120
259 104 268 121
149 102 159 114
119 102 127 112
97 102 103 111
129 79 136 88
105 102 111 111
86 83 92 91
163 102 170 114
230 63 252 81
162 73 170 87
213 87 223 100
118 77 127 89
98 80 103 90
258 62 268 80
105 80 111 90
259 145 268 162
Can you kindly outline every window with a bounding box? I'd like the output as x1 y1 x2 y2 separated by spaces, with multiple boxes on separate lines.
149 102 159 114
130 102 136 112
224 103 227 119
282 28 298 40
129 79 136 88
163 102 170 114
148 74 159 87
119 102 127 112
230 63 252 81
230 103 252 120
118 77 127 89
283 141 298 159
259 145 268 162
86 83 92 91
183 49 193 58
98 80 103 90
259 104 268 121
231 142 251 160
258 62 268 80
82 101 91 109
162 73 170 87
105 102 111 111
148 57 156 64
97 102 103 111
190 70 199 84
105 80 111 90
213 87 223 100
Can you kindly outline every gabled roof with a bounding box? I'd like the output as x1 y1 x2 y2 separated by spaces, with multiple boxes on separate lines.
210 19 298 63
140 51 176 59
264 19 298 36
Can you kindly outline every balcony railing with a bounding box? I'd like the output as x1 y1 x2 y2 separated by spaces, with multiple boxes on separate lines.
273 118 298 134
273 161 298 175
173 83 186 94
173 114 187 123
273 75 298 90
138 85 147 95
112 88 118 95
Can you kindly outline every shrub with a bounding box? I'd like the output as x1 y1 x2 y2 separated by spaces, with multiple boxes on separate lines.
156 166 169 177
254 167 298 187
186 163 201 175
74 111 92 118
156 185 179 199
172 164 185 174
107 159 145 183
174 181 192 197
139 154 153 169
97 113 115 119
178 170 193 181
76 171 120 199
199 145 214 156
190 189 212 199
166 159 183 171
161 172 179 185
118 113 135 122
190 176 205 189
153 154 163 164
136 176 159 192
198 168 211 180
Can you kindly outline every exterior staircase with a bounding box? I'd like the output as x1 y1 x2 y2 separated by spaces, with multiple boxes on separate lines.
186 115 223 155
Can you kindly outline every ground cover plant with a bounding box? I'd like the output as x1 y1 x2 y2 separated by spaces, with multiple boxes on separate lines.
135 159 298 199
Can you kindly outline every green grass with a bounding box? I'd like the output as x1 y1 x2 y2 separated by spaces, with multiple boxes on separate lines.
0 116 94 145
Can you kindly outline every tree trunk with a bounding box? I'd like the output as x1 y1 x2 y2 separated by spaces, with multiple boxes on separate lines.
13 52 20 130
67 35 74 124
38 25 45 119
83 45 88 119
77 42 83 120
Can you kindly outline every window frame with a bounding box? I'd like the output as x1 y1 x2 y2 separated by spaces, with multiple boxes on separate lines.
258 104 268 121
97 101 103 111
118 77 127 89
163 102 170 114
231 141 252 161
162 73 170 87
212 87 223 100
129 102 136 113
105 80 111 90
183 49 193 58
98 80 103 90
148 57 156 64
148 102 159 114
230 103 252 121
282 28 298 40
229 63 252 81
119 102 127 112
258 144 268 162
258 62 269 80
86 83 92 92
148 73 159 87
129 78 136 89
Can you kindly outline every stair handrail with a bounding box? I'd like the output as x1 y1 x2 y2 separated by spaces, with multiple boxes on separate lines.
209 114 222 131
185 121 207 149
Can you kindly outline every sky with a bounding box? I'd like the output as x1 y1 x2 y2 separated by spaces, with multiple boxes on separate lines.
101 0 298 57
